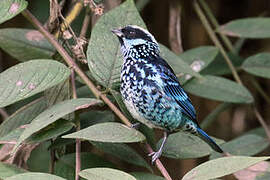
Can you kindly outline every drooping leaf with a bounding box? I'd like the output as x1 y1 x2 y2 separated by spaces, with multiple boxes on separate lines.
0 60 70 108
183 75 254 103
0 97 46 137
0 0 28 24
13 98 101 152
0 162 27 179
179 46 219 74
87 0 146 89
201 53 244 76
63 122 145 143
0 29 55 61
130 172 165 180
210 134 269 160
182 156 270 180
158 131 224 159
79 168 136 180
242 53 270 79
5 172 66 180
91 142 152 171
55 153 115 180
29 119 74 143
218 18 270 38
27 142 51 173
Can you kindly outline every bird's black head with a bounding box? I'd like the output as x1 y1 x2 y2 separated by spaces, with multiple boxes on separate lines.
112 25 159 53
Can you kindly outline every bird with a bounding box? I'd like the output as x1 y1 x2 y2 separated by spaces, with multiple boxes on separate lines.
112 25 223 163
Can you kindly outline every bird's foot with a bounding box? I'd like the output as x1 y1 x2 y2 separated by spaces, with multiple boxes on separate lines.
148 150 162 164
130 122 140 129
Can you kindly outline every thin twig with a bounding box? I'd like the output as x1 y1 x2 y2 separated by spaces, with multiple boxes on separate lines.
198 0 235 53
169 0 183 54
49 140 55 174
0 108 9 120
71 69 81 180
253 107 270 142
193 0 243 85
80 9 91 38
22 9 172 180
249 76 270 104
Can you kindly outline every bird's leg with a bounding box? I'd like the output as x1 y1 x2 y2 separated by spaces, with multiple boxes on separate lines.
148 131 168 164
130 122 141 129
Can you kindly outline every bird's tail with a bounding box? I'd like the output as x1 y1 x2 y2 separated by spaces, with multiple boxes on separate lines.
197 128 223 153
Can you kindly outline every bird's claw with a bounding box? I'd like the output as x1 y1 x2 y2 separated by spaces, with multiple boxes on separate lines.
148 151 162 164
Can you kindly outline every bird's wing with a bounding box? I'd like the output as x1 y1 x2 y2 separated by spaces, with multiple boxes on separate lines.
154 56 197 121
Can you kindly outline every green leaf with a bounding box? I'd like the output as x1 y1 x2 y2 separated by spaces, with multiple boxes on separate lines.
219 18 270 38
0 162 27 179
29 119 74 143
210 134 269 159
183 75 254 103
87 0 146 89
159 44 200 78
130 172 165 180
80 110 115 129
0 97 46 137
182 156 270 180
0 60 70 108
0 0 28 24
158 131 224 159
13 98 101 152
0 28 55 61
242 53 270 79
27 142 51 173
5 172 66 180
79 168 136 180
63 122 146 143
55 152 115 180
179 46 219 71
91 142 152 171
201 53 244 76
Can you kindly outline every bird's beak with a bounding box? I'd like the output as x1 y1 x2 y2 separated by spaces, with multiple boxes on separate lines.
111 28 123 37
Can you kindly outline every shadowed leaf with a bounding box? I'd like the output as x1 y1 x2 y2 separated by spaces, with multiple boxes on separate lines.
63 122 145 143
0 29 55 61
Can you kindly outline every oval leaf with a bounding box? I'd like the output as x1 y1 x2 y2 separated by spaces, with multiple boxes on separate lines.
182 156 270 180
0 0 28 24
91 142 152 171
13 98 101 152
179 46 219 71
183 75 254 103
242 53 270 79
87 0 146 89
210 134 269 160
0 28 55 61
0 60 70 108
158 132 224 159
5 172 65 180
219 18 270 38
63 122 145 143
79 168 136 180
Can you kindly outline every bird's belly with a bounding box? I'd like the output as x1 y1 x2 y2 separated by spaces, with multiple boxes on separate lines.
120 78 181 131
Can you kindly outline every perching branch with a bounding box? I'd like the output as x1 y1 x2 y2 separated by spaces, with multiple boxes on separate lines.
22 9 172 180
